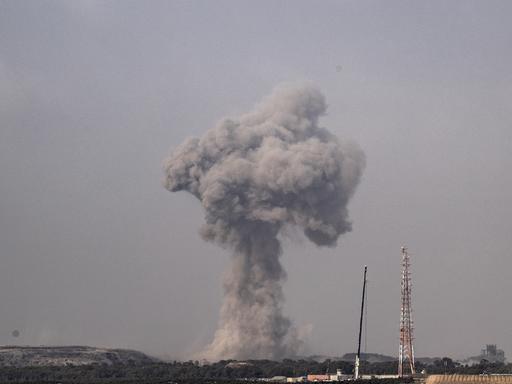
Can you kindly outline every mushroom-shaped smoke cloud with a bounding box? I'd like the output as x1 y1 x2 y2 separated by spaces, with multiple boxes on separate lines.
164 83 365 360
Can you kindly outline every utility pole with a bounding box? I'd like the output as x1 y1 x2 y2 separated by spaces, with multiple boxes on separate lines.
355 265 367 380
398 246 415 377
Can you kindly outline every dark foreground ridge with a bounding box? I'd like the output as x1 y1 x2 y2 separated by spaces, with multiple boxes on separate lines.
0 351 511 384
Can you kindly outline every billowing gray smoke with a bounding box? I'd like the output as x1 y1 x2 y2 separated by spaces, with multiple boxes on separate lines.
164 83 365 360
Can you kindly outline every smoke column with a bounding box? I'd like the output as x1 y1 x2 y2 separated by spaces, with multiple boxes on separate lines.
164 83 365 360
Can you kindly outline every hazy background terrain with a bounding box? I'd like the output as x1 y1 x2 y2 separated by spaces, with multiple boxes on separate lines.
1 0 511 360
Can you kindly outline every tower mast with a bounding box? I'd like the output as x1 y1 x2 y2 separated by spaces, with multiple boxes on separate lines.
355 265 367 380
398 246 415 377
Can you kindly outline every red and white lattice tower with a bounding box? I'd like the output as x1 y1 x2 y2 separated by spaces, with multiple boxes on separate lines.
398 246 416 377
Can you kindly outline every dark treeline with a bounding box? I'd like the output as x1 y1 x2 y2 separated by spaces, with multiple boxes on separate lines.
359 358 512 375
0 358 510 383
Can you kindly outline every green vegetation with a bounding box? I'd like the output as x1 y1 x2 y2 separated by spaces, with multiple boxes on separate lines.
0 358 510 383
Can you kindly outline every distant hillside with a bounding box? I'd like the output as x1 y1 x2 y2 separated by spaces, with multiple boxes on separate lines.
341 353 396 363
0 346 159 367
298 353 397 363
339 353 443 364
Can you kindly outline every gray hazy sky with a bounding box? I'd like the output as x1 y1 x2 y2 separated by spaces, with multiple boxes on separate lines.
1 0 511 361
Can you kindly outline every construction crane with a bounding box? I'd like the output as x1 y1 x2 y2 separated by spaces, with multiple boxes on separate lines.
355 265 367 380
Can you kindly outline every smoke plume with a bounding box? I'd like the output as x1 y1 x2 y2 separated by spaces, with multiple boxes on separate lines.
164 83 365 360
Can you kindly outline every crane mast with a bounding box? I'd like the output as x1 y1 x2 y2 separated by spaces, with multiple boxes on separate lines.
355 265 367 380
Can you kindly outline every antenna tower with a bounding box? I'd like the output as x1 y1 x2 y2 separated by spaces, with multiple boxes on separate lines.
398 246 415 377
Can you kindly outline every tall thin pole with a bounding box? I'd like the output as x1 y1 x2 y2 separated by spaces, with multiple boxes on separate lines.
364 281 368 354
355 265 367 380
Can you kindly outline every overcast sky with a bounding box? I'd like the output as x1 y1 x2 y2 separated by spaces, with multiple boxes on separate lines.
1 0 511 361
